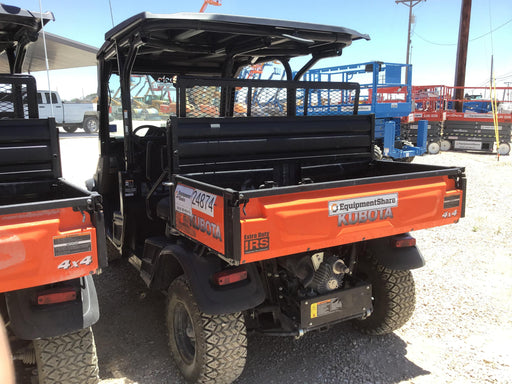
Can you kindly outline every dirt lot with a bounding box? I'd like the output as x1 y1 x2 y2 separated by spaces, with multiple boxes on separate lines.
19 135 512 383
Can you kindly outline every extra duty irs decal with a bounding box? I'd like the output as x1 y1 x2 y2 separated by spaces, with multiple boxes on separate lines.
244 232 270 254
329 193 398 227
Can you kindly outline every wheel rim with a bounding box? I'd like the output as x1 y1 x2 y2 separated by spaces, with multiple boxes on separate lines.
87 119 98 132
173 302 196 365
428 142 440 154
440 140 451 151
498 143 510 155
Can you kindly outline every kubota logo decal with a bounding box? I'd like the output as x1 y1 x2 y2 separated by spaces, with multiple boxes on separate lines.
329 193 398 227
179 214 222 241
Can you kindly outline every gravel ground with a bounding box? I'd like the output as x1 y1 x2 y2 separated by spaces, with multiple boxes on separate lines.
20 136 512 383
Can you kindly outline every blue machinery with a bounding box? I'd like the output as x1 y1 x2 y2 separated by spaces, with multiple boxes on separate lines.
301 61 427 160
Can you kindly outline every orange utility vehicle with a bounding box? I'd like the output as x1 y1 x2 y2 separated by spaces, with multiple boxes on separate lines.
0 6 106 384
92 13 466 384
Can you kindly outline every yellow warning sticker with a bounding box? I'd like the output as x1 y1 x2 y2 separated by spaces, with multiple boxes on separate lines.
311 299 332 319
310 298 343 319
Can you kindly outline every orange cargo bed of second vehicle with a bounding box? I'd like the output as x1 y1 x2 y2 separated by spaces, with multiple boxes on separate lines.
0 207 99 293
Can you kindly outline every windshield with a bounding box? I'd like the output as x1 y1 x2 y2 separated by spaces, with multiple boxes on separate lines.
108 74 176 137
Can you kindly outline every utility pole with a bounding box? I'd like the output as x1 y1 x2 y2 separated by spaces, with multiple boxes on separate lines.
453 0 471 112
396 0 425 83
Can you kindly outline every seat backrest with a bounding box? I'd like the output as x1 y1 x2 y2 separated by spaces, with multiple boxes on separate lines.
169 114 374 175
0 118 61 182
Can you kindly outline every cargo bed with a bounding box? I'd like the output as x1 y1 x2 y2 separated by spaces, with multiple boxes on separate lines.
167 115 466 264
0 114 105 293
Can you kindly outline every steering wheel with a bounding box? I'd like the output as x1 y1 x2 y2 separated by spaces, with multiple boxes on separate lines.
132 124 166 137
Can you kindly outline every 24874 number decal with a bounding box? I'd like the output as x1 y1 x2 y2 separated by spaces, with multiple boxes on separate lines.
191 189 216 217
57 256 93 270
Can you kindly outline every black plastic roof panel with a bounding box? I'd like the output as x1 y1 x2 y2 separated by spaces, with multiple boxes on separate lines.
0 4 53 54
98 12 370 77
0 4 97 73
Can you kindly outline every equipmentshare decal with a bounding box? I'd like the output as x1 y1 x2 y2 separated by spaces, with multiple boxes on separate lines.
329 193 398 227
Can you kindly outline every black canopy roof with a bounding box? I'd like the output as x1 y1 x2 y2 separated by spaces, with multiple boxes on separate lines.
98 12 370 77
0 3 53 72
0 3 97 73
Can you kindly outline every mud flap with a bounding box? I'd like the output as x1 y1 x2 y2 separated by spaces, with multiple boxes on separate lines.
5 275 99 340
157 243 265 315
366 235 425 270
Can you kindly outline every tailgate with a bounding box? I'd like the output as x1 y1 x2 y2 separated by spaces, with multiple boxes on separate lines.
173 171 465 264
0 206 99 292
239 175 464 263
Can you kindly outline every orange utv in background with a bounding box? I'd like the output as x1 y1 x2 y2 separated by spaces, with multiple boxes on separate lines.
91 13 466 384
0 6 106 384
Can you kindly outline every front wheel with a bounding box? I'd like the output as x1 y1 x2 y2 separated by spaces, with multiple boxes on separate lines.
427 141 440 155
83 116 99 133
440 139 451 152
33 327 99 384
167 276 247 384
352 252 416 335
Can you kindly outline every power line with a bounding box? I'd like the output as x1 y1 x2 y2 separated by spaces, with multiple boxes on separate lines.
413 32 456 46
413 16 512 46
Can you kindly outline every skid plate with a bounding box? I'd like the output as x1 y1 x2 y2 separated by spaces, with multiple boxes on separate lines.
300 284 372 329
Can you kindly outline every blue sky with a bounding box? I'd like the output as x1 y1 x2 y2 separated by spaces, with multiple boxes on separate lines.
14 0 512 99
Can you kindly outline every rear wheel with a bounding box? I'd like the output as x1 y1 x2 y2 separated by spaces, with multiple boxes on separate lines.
498 142 510 155
167 276 246 384
63 126 77 133
33 327 99 384
83 116 99 133
352 252 416 335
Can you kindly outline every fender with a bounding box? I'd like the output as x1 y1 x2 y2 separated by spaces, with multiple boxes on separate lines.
5 275 99 340
147 240 265 315
365 235 425 270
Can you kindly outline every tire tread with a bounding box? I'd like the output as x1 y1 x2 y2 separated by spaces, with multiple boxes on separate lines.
168 276 246 384
352 253 416 335
33 327 99 384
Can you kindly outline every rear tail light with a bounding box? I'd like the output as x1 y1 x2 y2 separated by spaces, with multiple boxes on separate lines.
390 234 416 248
36 287 77 305
213 267 248 286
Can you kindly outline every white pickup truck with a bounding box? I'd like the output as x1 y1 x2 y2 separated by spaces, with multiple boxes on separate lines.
37 90 99 133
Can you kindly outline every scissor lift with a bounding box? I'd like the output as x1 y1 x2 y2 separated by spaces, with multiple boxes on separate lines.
301 61 427 161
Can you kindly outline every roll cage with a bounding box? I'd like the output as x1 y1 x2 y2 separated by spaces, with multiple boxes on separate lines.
96 12 369 169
